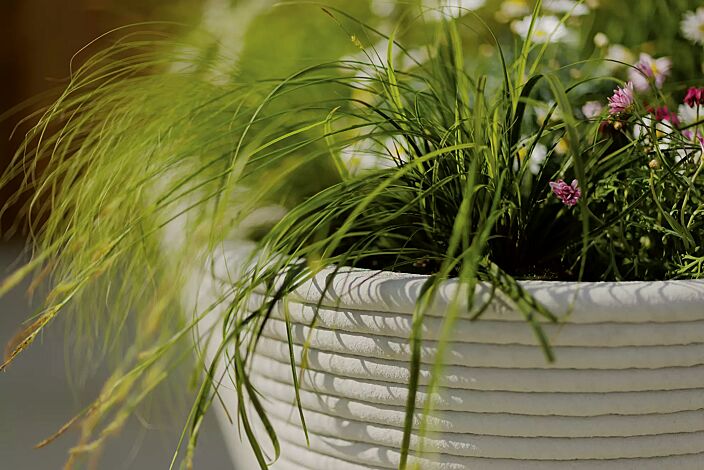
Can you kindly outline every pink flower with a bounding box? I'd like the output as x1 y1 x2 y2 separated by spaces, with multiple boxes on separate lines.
608 82 635 114
653 106 680 127
682 129 704 145
684 87 704 107
628 53 671 91
549 179 582 207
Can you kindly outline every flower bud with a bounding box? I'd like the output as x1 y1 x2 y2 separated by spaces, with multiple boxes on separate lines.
593 32 609 48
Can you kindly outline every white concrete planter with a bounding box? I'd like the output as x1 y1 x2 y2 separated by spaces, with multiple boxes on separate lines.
194 251 704 469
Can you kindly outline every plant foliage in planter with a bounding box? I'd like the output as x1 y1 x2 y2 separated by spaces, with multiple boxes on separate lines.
2 1 704 468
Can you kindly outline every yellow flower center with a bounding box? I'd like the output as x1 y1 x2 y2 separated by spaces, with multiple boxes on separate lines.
518 147 528 160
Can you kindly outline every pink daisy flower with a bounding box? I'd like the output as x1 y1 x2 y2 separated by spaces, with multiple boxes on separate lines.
550 179 582 207
628 53 671 92
608 82 635 114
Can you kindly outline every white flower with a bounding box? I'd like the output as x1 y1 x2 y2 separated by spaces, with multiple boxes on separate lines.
681 7 704 46
674 129 703 165
582 101 604 119
632 116 654 141
633 123 680 165
511 15 569 43
603 44 634 71
675 140 704 165
543 0 590 16
678 103 701 126
633 116 677 151
593 32 609 48
676 106 704 164
514 138 548 175
495 0 530 22
424 0 486 21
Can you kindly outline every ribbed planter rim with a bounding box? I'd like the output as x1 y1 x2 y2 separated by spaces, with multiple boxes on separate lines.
226 263 704 323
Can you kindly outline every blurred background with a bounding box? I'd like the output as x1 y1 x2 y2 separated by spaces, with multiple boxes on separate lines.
0 2 233 469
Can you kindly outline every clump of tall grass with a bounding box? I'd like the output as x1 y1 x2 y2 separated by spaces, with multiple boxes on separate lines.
0 25 341 468
3 3 704 469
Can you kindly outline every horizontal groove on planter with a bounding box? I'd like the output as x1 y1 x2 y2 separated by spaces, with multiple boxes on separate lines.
258 413 702 462
249 296 704 347
271 435 704 470
258 395 704 459
272 433 396 470
253 336 704 392
252 374 704 438
250 352 704 416
271 432 704 470
259 317 704 369
275 457 328 470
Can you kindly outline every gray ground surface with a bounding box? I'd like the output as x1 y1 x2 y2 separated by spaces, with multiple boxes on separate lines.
0 242 235 470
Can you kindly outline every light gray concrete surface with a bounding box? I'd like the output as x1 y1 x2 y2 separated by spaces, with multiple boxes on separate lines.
0 242 237 469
